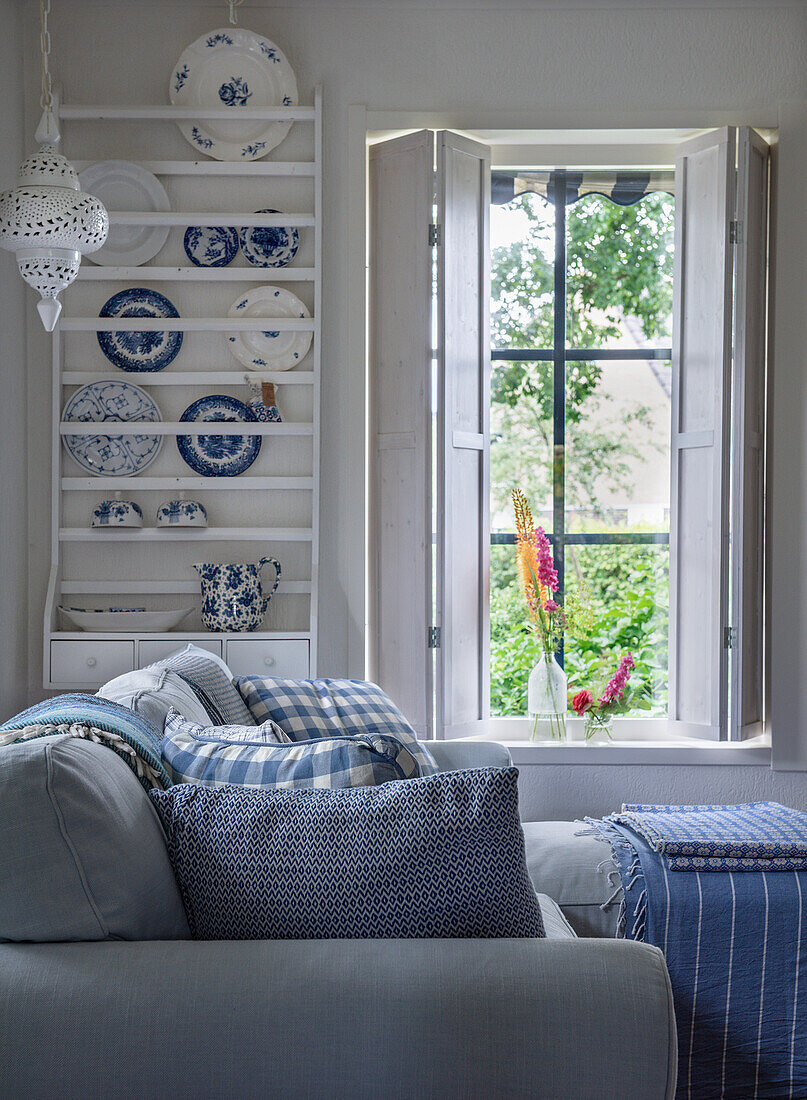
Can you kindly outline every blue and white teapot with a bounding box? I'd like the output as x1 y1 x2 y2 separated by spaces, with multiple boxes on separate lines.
193 557 281 632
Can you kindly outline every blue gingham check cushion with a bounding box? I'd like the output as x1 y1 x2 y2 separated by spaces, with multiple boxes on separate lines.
237 676 438 775
161 708 421 789
149 647 255 727
149 766 545 940
612 801 807 871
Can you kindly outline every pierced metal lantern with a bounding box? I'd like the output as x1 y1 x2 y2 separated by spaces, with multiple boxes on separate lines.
0 146 109 330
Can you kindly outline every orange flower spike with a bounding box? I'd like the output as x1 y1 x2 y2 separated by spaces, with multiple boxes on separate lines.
512 489 543 619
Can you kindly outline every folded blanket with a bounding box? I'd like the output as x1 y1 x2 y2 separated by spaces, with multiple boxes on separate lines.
612 801 807 871
0 694 171 790
586 815 807 1099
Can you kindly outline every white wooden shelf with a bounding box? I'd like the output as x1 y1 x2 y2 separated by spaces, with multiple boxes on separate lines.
59 422 313 436
107 212 315 227
59 527 313 542
72 161 316 177
61 476 314 490
51 630 312 640
62 371 315 386
61 104 316 121
45 87 323 686
60 317 315 332
60 580 311 595
77 266 317 282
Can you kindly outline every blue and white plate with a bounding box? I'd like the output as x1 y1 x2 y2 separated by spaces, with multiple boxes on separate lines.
227 285 312 371
239 209 299 267
177 395 261 477
184 225 239 267
98 288 183 372
62 381 163 477
169 29 298 161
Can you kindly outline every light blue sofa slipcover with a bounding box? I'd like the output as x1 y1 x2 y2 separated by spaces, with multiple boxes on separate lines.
0 726 676 1097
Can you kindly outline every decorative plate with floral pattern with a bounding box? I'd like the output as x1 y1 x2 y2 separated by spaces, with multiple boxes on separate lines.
176 394 261 477
97 287 183 372
62 381 163 477
239 209 299 267
169 29 298 161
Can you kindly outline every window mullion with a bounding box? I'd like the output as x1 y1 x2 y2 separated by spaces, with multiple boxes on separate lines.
552 170 567 666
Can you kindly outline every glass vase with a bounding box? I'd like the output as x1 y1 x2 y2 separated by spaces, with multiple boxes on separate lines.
528 652 567 741
584 712 614 743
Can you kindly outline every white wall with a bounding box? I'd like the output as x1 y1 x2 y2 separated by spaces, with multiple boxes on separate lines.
0 0 28 716
4 0 807 815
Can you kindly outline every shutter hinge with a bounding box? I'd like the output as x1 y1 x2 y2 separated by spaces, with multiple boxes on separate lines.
428 223 441 247
729 220 743 245
428 626 442 648
724 625 737 649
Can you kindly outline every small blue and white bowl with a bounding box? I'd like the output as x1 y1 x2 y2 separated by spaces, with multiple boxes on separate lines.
91 499 143 528
156 499 208 528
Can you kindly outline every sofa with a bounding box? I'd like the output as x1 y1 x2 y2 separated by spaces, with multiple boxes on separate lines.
0 664 677 1099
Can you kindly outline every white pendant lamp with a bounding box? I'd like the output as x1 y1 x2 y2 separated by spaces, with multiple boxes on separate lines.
0 0 109 330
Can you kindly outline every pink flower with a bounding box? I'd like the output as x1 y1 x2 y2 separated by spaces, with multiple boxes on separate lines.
572 689 593 715
534 526 558 593
599 653 635 707
544 599 559 613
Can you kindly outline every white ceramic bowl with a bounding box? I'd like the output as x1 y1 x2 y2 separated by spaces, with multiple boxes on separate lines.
155 499 208 527
91 499 143 528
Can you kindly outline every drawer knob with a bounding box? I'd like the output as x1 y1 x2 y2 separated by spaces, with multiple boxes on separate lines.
264 656 275 667
86 657 97 668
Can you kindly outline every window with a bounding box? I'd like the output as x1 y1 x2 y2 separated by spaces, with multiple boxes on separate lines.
368 126 769 743
489 169 674 720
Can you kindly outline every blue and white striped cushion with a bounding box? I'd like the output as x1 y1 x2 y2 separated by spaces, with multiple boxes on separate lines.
236 676 438 776
149 646 255 727
161 709 420 789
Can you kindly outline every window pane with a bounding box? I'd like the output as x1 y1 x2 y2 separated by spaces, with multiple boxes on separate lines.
566 192 674 347
564 358 671 533
491 192 555 350
565 544 669 715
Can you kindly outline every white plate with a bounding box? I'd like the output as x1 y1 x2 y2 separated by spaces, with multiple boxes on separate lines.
80 161 170 266
169 28 298 161
226 286 312 370
58 607 195 633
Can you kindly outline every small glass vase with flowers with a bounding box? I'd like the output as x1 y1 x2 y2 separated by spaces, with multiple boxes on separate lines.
570 654 650 742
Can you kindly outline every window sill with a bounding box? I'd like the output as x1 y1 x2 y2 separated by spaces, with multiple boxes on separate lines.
447 717 772 766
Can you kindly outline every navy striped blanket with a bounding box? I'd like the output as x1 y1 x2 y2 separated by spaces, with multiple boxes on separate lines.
588 809 807 1099
0 693 171 789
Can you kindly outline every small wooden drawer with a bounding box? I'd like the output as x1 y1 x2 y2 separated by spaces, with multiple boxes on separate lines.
225 639 310 679
138 638 223 666
50 640 135 686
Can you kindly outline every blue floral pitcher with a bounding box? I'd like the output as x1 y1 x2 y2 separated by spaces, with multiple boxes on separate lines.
193 557 281 632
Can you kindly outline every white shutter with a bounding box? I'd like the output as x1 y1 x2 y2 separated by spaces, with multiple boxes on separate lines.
730 128 769 739
669 128 736 739
435 131 491 735
368 131 434 736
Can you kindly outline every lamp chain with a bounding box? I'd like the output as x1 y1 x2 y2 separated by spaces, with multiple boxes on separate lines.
39 0 53 121
227 0 244 25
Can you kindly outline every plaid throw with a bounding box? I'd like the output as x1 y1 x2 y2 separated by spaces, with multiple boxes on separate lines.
161 708 421 789
612 802 807 871
237 676 438 776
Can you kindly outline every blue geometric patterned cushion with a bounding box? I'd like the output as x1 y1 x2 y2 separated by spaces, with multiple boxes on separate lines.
161 709 420 789
236 676 438 775
149 767 545 940
149 646 255 726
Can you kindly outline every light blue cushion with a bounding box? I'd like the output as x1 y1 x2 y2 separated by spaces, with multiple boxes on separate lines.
161 708 419 789
237 676 438 775
0 735 189 942
98 666 214 728
150 767 544 940
150 645 254 726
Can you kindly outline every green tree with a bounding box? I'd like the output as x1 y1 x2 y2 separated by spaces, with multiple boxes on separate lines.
490 189 674 715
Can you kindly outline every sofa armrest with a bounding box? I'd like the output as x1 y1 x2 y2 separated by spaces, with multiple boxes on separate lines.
0 938 676 1099
425 739 512 772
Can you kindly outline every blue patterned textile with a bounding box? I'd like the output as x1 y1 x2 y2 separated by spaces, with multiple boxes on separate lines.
149 646 254 726
587 813 807 1099
613 802 807 871
161 709 420 789
237 676 438 775
0 694 170 789
149 767 544 940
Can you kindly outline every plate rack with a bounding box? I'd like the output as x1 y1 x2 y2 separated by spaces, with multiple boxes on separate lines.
43 89 322 689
